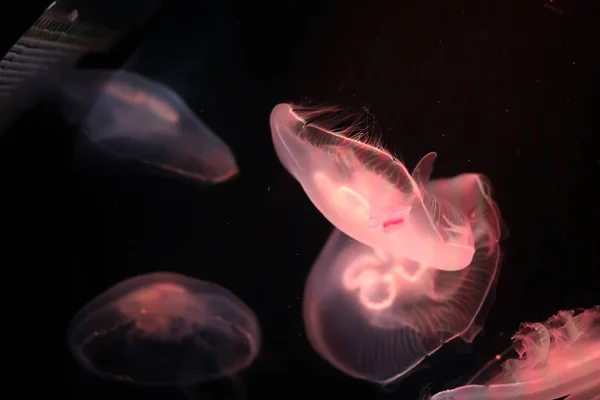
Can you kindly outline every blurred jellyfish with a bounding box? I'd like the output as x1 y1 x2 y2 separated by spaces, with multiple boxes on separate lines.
54 69 239 183
270 103 476 271
67 272 261 386
303 173 503 384
429 305 600 400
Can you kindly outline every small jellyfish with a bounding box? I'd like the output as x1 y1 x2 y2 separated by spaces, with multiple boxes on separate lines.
54 69 239 183
270 103 474 271
67 272 261 386
429 306 600 400
303 173 503 384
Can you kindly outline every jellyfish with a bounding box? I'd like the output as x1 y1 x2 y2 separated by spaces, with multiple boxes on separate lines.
303 173 503 384
53 69 239 183
270 103 475 271
429 305 600 400
67 272 261 386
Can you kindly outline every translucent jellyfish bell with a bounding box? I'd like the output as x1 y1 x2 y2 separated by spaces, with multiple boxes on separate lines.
270 103 474 271
429 306 600 400
303 173 503 384
67 272 261 386
55 69 239 183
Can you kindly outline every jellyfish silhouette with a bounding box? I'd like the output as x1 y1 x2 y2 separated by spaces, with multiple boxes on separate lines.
67 272 261 386
270 103 476 271
302 172 503 385
54 69 239 183
429 305 600 400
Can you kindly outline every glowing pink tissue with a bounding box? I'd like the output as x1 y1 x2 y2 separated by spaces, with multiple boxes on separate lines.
67 272 261 386
430 306 600 400
302 173 503 384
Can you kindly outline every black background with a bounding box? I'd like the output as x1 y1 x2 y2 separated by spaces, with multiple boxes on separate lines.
1 0 598 399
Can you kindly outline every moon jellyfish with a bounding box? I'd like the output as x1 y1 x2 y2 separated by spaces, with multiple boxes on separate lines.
54 69 238 183
303 173 503 384
270 103 475 271
428 306 600 400
67 272 261 386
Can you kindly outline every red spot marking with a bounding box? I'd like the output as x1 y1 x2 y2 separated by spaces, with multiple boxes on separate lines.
495 354 502 360
140 308 147 314
382 217 404 228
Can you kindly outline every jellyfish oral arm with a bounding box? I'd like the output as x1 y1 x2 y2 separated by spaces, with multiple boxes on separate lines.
430 307 600 399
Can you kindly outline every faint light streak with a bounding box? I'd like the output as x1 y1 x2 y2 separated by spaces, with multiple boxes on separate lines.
544 2 564 16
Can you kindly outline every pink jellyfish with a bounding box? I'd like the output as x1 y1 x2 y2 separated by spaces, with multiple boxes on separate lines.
429 305 600 400
303 173 503 384
270 103 476 271
55 69 239 183
67 272 261 386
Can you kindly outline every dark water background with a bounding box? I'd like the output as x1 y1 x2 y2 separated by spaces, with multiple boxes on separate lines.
1 0 598 399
